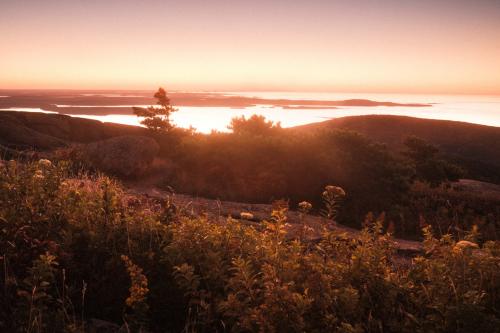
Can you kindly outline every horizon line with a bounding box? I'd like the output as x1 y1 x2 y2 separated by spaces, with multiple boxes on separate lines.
0 87 499 97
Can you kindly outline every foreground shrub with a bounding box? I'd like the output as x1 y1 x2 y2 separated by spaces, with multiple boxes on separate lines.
0 160 499 332
403 181 500 241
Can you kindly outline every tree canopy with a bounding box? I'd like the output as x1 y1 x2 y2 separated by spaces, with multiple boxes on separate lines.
228 114 281 136
133 87 177 131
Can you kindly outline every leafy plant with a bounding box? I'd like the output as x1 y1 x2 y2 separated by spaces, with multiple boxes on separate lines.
0 159 499 332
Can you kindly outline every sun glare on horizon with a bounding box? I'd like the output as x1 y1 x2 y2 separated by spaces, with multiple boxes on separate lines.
1 0 500 94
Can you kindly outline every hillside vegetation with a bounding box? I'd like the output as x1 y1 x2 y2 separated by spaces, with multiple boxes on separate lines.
1 112 499 240
1 160 499 332
0 111 143 150
294 115 500 183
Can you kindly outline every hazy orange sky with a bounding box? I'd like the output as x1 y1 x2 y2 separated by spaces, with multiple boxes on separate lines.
1 0 500 94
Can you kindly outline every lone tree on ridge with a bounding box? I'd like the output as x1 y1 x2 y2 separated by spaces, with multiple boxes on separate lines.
133 87 177 131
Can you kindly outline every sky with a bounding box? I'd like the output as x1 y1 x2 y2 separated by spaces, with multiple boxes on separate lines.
1 0 500 94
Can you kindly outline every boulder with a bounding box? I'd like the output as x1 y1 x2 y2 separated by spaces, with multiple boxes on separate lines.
84 135 159 177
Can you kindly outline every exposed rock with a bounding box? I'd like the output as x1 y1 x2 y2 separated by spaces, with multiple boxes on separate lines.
84 136 159 178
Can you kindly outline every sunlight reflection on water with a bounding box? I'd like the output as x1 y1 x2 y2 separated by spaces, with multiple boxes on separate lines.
0 107 58 113
2 93 500 133
72 102 500 133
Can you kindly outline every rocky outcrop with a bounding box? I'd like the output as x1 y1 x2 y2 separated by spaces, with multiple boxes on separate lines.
83 135 159 178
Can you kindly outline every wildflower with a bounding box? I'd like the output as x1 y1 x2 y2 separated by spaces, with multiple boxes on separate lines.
322 185 346 221
33 169 44 180
38 159 52 168
8 160 16 169
453 240 479 251
453 240 479 255
240 212 254 220
305 225 315 233
121 255 149 308
324 185 346 197
298 201 312 213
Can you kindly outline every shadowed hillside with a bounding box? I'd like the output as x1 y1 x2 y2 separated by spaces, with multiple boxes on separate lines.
0 111 144 150
3 112 499 163
294 115 500 183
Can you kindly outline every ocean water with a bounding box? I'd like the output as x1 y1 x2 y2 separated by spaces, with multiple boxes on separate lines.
0 107 58 114
2 93 500 133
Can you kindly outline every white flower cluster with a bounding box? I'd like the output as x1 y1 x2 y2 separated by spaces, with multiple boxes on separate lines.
323 185 346 198
33 169 45 180
298 201 312 212
38 159 52 168
453 240 479 254
240 212 254 220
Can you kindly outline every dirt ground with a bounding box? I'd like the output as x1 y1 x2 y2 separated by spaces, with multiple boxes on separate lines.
126 184 423 255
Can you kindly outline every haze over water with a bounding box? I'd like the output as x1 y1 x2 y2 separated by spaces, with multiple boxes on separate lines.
70 93 500 132
2 92 499 133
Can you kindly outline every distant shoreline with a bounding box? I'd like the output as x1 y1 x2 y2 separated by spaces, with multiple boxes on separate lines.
2 90 500 130
0 90 430 116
